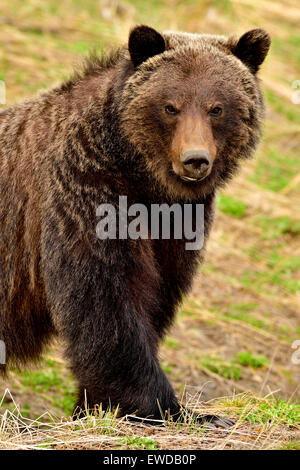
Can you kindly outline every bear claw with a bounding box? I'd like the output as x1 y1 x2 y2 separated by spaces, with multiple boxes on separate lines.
195 414 235 429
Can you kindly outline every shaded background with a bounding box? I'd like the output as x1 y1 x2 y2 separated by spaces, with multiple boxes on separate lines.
0 0 299 419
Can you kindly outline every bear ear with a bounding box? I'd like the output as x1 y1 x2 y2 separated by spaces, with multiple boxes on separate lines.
128 25 166 68
231 29 271 73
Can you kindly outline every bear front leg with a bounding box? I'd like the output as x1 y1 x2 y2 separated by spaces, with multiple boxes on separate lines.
43 234 181 420
69 309 180 420
63 276 233 426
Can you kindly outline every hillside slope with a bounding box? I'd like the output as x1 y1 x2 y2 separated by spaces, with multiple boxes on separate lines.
0 0 299 450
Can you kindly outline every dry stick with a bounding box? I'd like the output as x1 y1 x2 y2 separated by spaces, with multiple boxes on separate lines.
259 347 279 397
281 173 300 194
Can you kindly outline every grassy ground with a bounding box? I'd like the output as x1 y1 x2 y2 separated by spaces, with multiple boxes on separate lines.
0 0 299 450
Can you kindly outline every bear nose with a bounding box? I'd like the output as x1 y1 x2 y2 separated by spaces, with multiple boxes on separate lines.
180 149 212 178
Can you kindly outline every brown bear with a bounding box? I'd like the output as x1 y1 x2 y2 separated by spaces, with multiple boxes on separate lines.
0 25 270 425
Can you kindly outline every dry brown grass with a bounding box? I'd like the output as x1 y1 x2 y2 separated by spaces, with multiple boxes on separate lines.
0 389 299 450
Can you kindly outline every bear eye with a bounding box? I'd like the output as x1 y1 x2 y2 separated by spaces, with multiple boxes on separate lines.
208 106 223 118
165 105 179 115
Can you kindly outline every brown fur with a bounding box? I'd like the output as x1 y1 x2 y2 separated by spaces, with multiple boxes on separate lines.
0 25 270 420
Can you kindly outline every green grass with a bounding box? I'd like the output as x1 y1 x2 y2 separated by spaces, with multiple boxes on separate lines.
161 361 173 374
164 337 179 350
240 269 300 295
201 355 242 380
221 394 300 426
59 40 95 55
267 252 300 273
279 440 300 450
227 303 269 330
117 436 158 450
254 215 300 239
243 246 300 295
209 301 296 342
272 36 300 68
217 194 247 219
21 403 31 418
201 351 270 381
236 351 269 368
211 0 233 14
20 367 76 415
265 89 300 123
243 399 300 425
250 149 299 192
21 370 62 391
179 308 198 319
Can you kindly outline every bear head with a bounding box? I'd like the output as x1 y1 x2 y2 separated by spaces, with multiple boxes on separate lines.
117 25 271 200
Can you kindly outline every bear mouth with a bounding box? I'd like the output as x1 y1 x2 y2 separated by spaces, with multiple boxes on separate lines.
180 175 206 183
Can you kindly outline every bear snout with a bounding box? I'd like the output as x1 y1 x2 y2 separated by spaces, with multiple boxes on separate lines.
179 148 212 182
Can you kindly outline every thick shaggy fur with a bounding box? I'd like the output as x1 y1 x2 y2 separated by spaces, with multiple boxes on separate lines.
0 26 270 419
